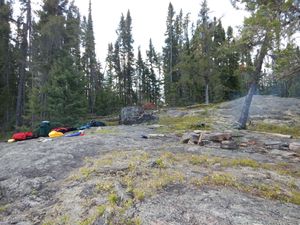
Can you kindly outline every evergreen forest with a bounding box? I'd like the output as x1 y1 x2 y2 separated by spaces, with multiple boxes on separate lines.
0 0 300 132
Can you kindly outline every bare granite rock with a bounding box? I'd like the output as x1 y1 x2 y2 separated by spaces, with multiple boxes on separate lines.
1 96 300 225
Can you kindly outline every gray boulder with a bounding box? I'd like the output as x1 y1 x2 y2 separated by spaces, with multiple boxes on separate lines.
119 106 158 125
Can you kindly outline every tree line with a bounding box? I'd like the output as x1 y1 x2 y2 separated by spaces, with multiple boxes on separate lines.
0 0 299 131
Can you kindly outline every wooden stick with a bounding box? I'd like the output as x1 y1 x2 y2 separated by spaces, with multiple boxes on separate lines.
198 133 203 145
253 131 293 139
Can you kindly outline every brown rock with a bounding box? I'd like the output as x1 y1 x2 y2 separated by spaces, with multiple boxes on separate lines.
203 132 232 142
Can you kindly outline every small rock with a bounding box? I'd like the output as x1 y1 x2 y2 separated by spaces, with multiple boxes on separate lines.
148 134 166 138
189 133 201 144
279 143 290 151
181 132 199 144
221 140 238 150
181 133 191 144
148 124 164 129
289 142 300 153
240 142 248 147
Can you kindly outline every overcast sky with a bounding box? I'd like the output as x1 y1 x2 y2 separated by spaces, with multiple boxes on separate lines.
73 0 247 64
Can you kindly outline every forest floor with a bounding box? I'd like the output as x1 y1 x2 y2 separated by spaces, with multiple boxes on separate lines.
0 95 300 225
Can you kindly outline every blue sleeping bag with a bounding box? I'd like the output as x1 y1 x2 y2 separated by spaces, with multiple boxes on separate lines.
65 132 81 137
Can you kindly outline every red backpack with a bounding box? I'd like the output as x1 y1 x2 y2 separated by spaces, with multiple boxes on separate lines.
12 132 33 141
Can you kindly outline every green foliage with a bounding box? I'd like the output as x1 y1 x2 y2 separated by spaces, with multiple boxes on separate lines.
48 55 87 125
0 1 16 129
154 158 166 169
108 193 119 205
95 88 121 116
133 189 145 201
96 205 106 217
162 2 243 106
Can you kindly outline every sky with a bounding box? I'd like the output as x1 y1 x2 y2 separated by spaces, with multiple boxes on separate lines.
73 0 247 64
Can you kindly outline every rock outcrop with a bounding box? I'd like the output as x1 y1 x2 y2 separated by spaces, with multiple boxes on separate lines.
119 106 158 125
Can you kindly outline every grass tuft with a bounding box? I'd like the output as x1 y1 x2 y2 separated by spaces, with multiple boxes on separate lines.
249 122 300 137
108 193 119 205
158 115 211 133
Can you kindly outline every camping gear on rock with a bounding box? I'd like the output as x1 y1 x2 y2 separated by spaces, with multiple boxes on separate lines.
12 132 33 141
65 130 84 137
89 120 106 127
78 124 91 130
78 120 106 130
7 139 15 143
48 130 64 138
52 127 77 134
38 138 53 143
38 121 51 137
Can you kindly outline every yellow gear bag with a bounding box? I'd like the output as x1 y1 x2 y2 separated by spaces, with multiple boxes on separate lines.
48 131 64 138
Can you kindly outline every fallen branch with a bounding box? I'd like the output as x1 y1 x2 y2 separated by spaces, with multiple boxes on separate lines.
253 131 293 139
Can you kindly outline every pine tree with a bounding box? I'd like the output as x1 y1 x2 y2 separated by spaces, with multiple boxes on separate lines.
95 43 121 116
0 0 16 129
30 0 68 121
213 23 240 101
197 0 214 105
105 43 114 89
136 47 145 104
16 0 32 127
115 10 135 105
231 0 300 129
146 39 160 104
163 3 177 105
112 41 122 101
46 2 87 124
124 10 135 105
47 54 86 124
82 0 99 114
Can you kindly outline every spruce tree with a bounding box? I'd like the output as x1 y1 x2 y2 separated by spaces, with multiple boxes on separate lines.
16 0 32 127
146 39 160 104
82 0 99 114
47 2 87 124
30 0 68 121
136 47 145 104
197 0 214 105
115 10 135 105
163 3 176 105
0 0 16 129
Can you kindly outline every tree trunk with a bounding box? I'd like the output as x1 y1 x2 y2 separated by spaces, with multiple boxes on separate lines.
16 60 26 127
237 82 256 129
205 82 209 105
237 32 270 129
